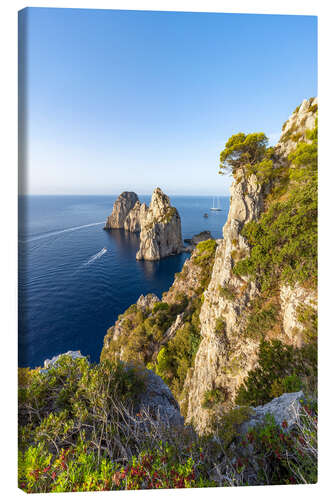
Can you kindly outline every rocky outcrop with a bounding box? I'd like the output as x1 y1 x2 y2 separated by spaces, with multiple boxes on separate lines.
275 97 317 158
123 201 149 233
184 98 317 433
279 285 317 347
104 192 139 229
136 188 183 261
135 366 184 427
40 352 183 427
136 293 160 311
239 391 304 435
184 230 213 247
40 351 85 374
185 171 265 432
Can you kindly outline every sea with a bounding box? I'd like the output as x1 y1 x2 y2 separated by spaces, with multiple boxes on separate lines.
18 195 229 368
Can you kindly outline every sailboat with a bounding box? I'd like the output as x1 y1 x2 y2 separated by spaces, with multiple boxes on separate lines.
210 196 222 211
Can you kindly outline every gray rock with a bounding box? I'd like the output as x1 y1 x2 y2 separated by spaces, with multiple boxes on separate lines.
184 230 213 246
240 391 304 434
136 187 183 261
135 366 184 427
136 293 160 311
41 350 86 373
104 192 139 229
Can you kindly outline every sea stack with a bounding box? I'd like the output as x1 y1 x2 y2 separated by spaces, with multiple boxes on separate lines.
104 191 139 229
136 187 183 261
123 201 149 233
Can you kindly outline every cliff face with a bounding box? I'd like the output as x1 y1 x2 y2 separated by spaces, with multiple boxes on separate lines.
123 201 149 233
185 172 266 431
104 191 139 229
136 188 183 261
185 98 318 432
101 98 317 435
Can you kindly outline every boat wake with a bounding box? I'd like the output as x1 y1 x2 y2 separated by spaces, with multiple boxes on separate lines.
22 222 105 243
85 248 107 265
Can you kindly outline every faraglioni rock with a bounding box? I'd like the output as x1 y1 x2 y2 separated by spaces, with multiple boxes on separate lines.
136 187 183 261
104 191 139 229
123 200 149 233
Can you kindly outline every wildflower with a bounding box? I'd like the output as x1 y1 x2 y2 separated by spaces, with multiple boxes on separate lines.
282 420 288 429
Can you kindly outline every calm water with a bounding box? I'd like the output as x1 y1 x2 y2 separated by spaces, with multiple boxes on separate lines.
18 195 229 368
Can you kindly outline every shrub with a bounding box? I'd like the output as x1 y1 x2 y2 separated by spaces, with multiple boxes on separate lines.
244 298 279 340
202 388 228 409
244 400 317 485
218 284 235 301
233 121 317 291
235 340 295 406
214 317 226 337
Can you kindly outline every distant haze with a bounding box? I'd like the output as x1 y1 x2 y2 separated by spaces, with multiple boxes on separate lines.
18 8 317 195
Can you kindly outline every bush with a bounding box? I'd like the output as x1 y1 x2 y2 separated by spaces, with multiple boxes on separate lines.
233 123 317 291
236 340 299 406
202 388 228 409
244 400 317 485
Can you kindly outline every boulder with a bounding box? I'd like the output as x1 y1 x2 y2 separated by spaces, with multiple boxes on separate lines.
134 365 184 427
104 192 139 229
239 391 304 434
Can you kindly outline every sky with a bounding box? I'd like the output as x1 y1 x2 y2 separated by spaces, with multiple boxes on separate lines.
18 8 317 196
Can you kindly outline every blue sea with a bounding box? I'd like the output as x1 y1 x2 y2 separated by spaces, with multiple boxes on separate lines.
18 195 229 368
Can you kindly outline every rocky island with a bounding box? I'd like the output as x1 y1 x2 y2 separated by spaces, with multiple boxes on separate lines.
136 187 183 261
104 191 139 229
105 187 184 261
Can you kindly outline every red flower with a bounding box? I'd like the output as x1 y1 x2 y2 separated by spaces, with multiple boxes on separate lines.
282 420 288 429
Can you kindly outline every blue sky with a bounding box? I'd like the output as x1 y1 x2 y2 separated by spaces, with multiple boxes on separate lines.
19 8 317 195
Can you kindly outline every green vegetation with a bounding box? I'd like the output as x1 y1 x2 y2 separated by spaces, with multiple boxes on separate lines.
245 404 317 485
244 296 280 340
235 339 317 406
219 132 269 176
151 297 202 399
18 355 317 492
202 387 228 409
213 406 253 447
233 122 317 291
218 283 235 301
102 239 217 408
214 316 226 337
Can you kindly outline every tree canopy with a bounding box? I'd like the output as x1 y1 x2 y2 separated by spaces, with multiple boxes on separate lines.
219 132 269 176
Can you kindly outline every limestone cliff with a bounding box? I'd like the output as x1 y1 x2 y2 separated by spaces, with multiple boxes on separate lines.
104 191 139 229
100 98 317 435
184 98 318 432
136 188 183 261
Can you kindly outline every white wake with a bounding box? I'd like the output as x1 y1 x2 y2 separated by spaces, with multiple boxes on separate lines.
23 222 105 243
85 247 107 265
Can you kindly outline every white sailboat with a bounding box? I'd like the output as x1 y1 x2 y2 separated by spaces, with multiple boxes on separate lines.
210 196 222 211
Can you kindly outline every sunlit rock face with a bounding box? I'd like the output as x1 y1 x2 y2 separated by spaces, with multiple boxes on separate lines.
104 192 139 229
136 187 183 261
